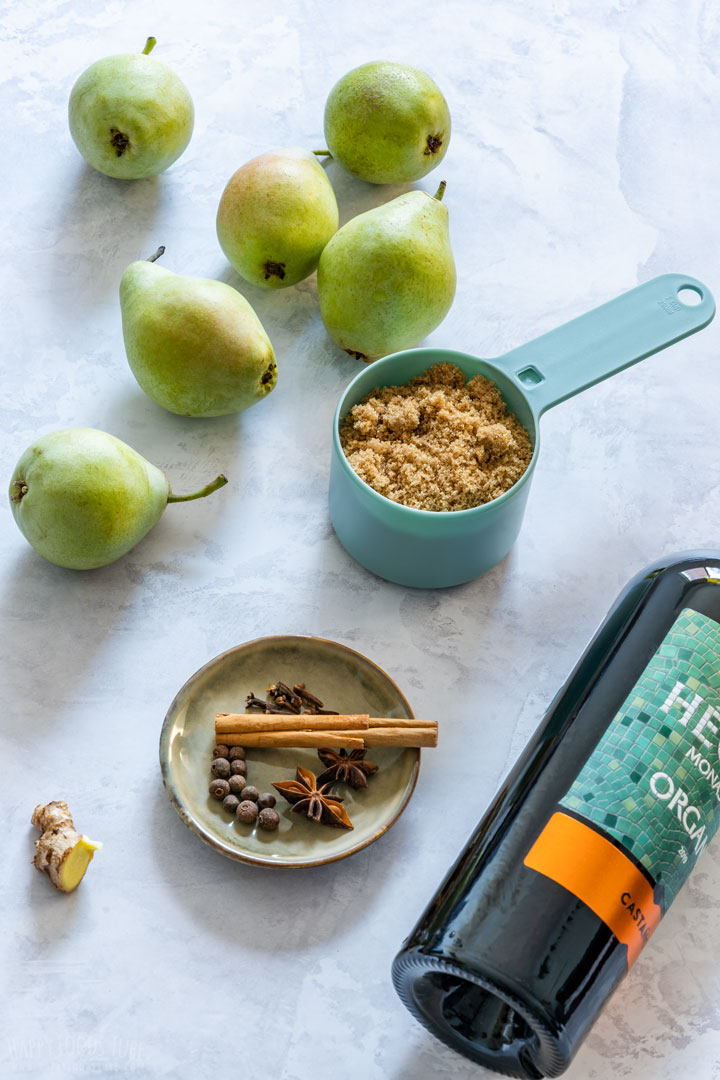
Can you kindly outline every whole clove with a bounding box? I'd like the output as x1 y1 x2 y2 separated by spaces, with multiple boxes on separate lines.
293 683 325 711
267 681 304 713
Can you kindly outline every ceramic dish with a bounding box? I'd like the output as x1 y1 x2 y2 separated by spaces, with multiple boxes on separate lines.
159 635 419 868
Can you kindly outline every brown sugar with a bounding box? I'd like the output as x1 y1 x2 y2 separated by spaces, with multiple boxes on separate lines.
339 363 533 512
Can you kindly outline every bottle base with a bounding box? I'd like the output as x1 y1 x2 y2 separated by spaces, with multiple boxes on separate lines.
392 949 570 1079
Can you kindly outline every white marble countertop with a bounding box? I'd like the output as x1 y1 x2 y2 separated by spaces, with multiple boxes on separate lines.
2 0 720 1077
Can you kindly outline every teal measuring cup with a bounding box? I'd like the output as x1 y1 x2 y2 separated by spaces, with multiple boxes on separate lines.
329 274 715 588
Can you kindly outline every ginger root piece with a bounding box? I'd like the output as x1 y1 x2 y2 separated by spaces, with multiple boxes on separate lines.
31 800 102 892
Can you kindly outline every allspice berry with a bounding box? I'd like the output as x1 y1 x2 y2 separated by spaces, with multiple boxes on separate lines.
211 757 231 779
223 794 240 815
240 785 260 803
213 745 230 759
210 778 231 800
258 808 280 831
229 775 247 796
229 747 246 761
236 800 259 824
230 759 248 777
257 793 276 810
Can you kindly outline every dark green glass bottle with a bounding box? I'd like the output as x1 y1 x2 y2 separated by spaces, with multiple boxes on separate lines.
392 552 720 1078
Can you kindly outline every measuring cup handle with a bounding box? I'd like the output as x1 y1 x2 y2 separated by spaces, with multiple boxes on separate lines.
495 274 715 415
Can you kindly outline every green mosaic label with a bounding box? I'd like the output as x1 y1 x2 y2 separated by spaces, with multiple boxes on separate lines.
560 607 720 907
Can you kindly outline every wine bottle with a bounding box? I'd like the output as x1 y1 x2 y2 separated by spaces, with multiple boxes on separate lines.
392 552 720 1078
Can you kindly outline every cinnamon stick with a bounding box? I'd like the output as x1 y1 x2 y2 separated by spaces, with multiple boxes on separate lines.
364 716 436 729
341 727 437 748
216 713 370 735
214 712 437 749
215 713 435 735
222 731 366 749
219 728 435 749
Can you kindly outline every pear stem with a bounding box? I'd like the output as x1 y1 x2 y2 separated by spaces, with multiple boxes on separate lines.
433 180 447 202
313 149 332 157
147 246 165 263
142 37 157 55
167 474 228 503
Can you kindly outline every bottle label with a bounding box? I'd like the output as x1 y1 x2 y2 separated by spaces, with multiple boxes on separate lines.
524 812 661 966
525 606 720 963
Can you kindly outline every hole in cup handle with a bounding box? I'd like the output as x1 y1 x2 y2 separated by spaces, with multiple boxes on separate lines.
676 285 703 307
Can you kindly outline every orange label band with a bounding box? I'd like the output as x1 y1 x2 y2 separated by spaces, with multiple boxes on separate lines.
523 812 662 967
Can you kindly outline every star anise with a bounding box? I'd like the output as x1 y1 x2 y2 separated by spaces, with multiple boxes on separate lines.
316 748 379 790
272 765 353 829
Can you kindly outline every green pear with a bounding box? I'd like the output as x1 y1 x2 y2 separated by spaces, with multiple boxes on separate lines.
120 250 277 417
323 61 451 184
68 37 194 180
317 181 456 361
9 428 227 570
216 148 339 288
